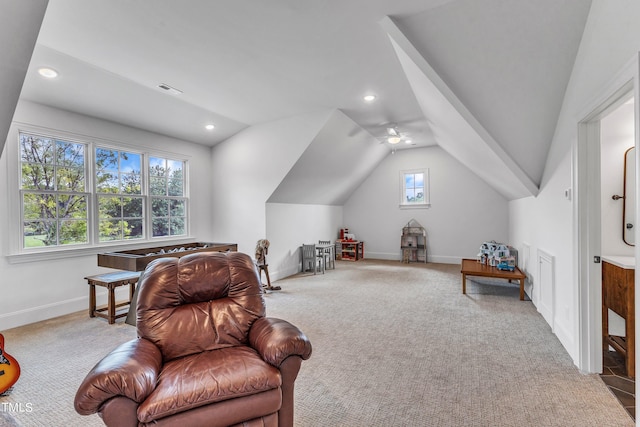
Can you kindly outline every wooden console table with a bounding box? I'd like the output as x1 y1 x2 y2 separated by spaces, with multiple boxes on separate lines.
461 258 526 300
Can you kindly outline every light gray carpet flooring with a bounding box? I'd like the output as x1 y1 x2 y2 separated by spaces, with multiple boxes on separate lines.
0 260 633 426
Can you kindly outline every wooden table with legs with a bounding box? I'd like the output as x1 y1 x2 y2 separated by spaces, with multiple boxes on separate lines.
461 258 526 300
85 271 141 324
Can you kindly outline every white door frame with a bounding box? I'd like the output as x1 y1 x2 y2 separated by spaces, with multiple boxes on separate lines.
575 55 637 376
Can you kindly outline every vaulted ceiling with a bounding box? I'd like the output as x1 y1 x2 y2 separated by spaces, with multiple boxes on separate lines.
14 0 592 200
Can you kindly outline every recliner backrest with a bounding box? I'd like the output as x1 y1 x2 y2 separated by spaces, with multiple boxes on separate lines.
136 251 266 361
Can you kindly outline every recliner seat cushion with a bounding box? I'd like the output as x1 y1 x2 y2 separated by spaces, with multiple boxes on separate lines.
137 346 281 423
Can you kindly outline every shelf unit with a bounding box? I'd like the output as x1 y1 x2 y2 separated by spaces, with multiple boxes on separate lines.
401 219 427 263
337 240 364 261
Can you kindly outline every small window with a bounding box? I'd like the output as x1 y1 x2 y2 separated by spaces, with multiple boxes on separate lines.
400 169 430 208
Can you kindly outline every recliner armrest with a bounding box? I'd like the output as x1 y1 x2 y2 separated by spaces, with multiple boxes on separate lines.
249 317 312 367
74 338 162 415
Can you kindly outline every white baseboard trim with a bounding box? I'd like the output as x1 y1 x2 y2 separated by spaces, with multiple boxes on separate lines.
428 255 463 265
0 288 127 330
0 296 87 330
553 318 576 362
363 252 401 260
269 265 300 283
364 252 462 265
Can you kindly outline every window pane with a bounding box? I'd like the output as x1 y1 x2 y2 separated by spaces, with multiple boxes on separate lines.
59 220 88 245
149 157 166 176
23 193 55 220
405 174 415 188
152 198 169 216
96 171 119 193
122 197 143 218
20 134 54 165
168 160 183 174
56 167 85 192
120 152 141 174
170 217 185 236
23 220 57 247
21 164 54 190
152 217 169 237
168 177 183 196
170 199 185 216
121 172 141 194
406 189 415 202
125 219 143 240
58 194 87 220
98 196 122 219
99 219 123 241
415 173 424 187
56 141 85 167
150 177 166 196
96 148 119 171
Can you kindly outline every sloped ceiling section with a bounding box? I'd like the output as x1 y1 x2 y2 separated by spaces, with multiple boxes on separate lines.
268 110 388 205
21 45 249 145
381 16 539 200
0 1 48 154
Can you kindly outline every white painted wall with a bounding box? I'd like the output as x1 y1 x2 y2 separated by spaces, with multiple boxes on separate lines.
209 109 334 258
343 146 508 263
509 149 574 352
601 101 635 256
0 101 214 329
266 203 343 280
509 0 640 364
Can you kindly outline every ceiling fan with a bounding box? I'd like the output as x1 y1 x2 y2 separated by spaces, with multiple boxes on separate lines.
380 125 410 145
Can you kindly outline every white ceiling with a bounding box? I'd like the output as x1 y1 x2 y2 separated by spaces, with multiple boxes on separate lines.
18 0 592 199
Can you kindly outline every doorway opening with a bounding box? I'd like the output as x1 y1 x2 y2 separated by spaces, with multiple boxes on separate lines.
575 75 634 377
598 95 636 420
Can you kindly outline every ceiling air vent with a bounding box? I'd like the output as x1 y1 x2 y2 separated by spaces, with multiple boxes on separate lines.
157 83 183 95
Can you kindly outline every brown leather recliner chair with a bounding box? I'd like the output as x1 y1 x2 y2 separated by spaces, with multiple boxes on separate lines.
75 251 312 427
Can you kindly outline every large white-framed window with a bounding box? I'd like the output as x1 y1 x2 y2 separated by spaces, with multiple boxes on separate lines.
400 168 430 208
13 128 189 255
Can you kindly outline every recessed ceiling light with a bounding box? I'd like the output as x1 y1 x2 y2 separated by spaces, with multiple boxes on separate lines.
363 94 376 102
38 67 58 79
205 124 215 130
404 139 413 144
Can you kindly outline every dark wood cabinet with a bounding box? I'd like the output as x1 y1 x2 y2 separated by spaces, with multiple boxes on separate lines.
602 259 635 377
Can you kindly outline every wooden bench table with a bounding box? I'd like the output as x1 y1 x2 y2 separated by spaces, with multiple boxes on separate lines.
461 258 526 300
85 271 141 324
